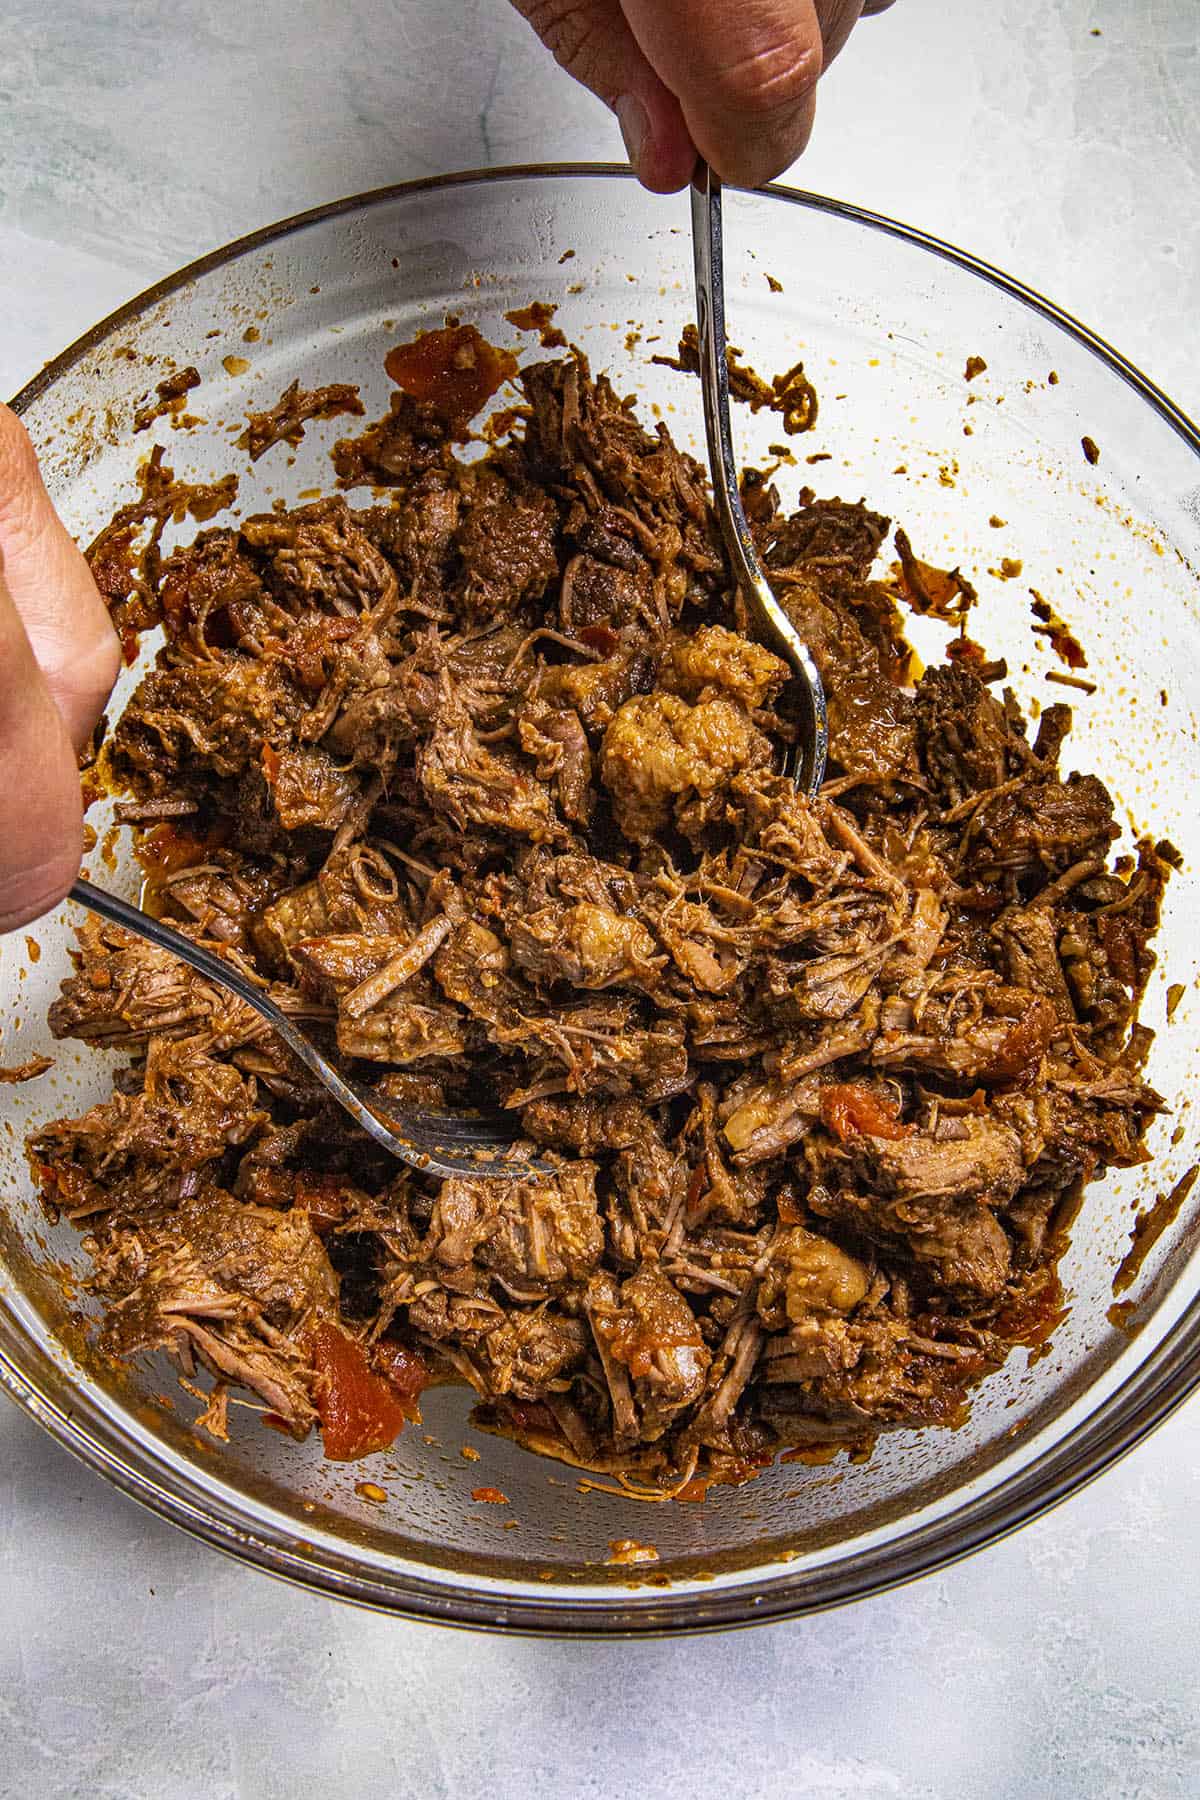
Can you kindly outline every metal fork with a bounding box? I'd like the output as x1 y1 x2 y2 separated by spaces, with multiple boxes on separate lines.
69 879 549 1181
689 161 829 797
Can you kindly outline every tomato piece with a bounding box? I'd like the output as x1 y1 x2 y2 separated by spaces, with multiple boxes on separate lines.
820 1083 912 1142
384 325 517 440
311 1322 410 1461
606 1312 700 1382
775 1187 804 1224
986 997 1057 1083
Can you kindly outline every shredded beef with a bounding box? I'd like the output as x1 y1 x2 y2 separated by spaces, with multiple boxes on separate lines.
34 335 1169 1487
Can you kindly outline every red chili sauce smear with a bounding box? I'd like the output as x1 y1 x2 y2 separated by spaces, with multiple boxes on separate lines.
384 324 517 441
311 1323 429 1461
819 1083 912 1142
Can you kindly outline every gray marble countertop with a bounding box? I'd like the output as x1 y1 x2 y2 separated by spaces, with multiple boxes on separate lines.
2 2 1197 1795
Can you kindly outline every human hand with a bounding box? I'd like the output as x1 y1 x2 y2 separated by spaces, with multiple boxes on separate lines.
0 405 121 933
511 0 895 192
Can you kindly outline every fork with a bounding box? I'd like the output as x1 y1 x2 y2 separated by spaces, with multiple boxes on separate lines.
689 161 829 797
69 878 549 1181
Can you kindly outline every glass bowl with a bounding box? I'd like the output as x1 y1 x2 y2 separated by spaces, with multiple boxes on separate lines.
4 167 1199 1635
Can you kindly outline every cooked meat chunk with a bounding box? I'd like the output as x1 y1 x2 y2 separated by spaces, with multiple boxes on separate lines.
541 638 654 732
238 379 364 461
35 336 1167 1485
811 1181 1013 1300
34 1040 265 1179
337 997 472 1064
966 775 1119 882
454 484 558 621
600 692 771 841
91 1189 335 1434
397 1164 603 1310
558 552 653 633
765 497 889 581
112 653 305 788
916 663 1018 803
756 1227 872 1330
165 1188 339 1325
589 1269 711 1441
660 624 788 711
156 531 267 649
419 696 559 839
47 918 264 1051
240 498 397 613
264 744 360 832
508 902 663 990
996 907 1076 1022
855 1118 1025 1208
517 701 593 825
478 1309 590 1397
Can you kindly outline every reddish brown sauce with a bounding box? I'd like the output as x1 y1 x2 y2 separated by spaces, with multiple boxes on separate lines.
311 1322 412 1461
986 997 1057 1083
384 324 517 439
1112 1165 1200 1296
993 1270 1068 1349
136 820 228 915
1030 590 1087 669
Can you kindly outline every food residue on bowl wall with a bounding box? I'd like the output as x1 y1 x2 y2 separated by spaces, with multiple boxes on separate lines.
1111 1166 1200 1297
607 1540 660 1565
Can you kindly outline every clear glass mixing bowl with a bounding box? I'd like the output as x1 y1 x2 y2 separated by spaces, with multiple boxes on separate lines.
3 168 1199 1634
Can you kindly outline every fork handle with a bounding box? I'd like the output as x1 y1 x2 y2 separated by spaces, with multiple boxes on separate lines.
71 877 291 1026
67 878 545 1181
69 878 384 1145
689 161 829 797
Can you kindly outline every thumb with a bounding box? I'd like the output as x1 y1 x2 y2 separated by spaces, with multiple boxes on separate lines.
0 405 121 753
0 560 85 933
511 0 699 192
621 0 828 188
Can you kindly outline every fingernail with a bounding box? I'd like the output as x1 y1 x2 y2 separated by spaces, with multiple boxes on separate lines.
615 95 647 174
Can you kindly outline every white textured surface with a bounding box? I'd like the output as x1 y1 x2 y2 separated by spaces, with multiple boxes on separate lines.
2 1 1198 1795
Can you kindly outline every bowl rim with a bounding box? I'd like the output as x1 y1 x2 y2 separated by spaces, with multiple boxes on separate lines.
5 163 1199 1636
